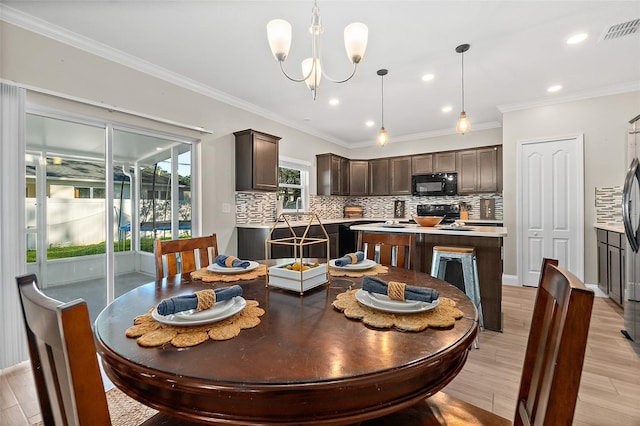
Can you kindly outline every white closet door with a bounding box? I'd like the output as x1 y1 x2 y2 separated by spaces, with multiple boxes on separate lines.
519 135 584 286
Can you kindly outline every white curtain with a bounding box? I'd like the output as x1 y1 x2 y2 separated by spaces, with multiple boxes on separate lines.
0 82 28 369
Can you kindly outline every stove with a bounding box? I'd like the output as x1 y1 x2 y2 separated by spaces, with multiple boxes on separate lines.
416 204 460 224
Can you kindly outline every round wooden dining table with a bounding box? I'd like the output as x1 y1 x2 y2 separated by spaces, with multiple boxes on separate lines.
94 262 478 425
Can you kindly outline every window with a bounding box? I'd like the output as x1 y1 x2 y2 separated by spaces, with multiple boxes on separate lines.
278 158 310 212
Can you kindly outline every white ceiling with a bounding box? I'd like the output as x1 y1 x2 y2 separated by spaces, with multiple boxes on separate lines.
3 1 640 148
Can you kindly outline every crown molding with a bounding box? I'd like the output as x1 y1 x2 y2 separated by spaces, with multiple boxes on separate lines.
498 81 640 113
0 4 348 147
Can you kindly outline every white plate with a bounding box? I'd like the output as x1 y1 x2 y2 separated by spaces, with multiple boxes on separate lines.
355 289 439 314
368 292 423 309
329 258 377 271
207 260 260 274
152 296 247 326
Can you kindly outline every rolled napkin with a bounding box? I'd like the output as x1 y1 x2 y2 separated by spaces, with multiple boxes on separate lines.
214 254 251 269
334 251 365 267
362 276 439 303
156 285 243 316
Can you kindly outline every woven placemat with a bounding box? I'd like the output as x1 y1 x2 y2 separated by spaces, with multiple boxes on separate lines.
329 264 388 277
191 264 267 282
332 290 463 331
125 300 265 348
31 387 157 426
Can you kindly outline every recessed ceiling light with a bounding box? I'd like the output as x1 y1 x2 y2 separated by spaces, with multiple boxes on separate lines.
365 120 375 127
547 85 563 93
329 98 340 106
566 33 588 44
421 74 435 82
441 105 452 113
155 147 163 151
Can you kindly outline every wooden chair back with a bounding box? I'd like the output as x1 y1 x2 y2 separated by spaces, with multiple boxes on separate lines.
360 258 594 425
16 273 112 426
154 234 218 278
357 231 414 269
514 258 594 426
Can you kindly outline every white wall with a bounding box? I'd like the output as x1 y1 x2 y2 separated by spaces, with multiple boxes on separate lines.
502 91 640 284
3 20 638 289
0 22 341 256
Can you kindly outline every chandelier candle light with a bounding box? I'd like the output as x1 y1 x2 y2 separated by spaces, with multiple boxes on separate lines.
377 69 389 146
266 0 368 100
456 43 471 134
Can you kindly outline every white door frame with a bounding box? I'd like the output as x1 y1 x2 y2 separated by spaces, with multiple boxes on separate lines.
516 134 584 285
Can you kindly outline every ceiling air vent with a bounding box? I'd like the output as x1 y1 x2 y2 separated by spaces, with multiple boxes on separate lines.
600 18 640 41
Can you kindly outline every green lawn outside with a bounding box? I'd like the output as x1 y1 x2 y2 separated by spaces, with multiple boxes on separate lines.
26 235 190 262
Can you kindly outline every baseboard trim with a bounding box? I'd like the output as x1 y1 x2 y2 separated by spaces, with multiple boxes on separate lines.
502 274 519 286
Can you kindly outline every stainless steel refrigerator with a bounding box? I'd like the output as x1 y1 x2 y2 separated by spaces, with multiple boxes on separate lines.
622 113 640 354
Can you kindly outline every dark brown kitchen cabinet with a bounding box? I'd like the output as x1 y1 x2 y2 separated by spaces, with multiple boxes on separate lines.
433 151 456 173
238 225 338 260
234 129 280 191
369 158 389 195
597 230 608 294
390 156 412 195
496 145 503 193
456 149 478 194
608 231 624 307
349 161 369 196
477 147 499 192
456 146 499 194
411 154 433 175
597 229 625 307
316 154 349 195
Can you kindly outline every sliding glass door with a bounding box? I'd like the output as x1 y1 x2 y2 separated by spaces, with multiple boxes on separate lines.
25 111 195 321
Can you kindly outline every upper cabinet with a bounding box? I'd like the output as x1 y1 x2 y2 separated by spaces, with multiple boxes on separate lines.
433 151 456 173
456 146 501 194
317 154 349 196
390 156 412 195
317 144 502 197
369 158 389 195
349 161 369 196
411 154 433 175
234 129 280 191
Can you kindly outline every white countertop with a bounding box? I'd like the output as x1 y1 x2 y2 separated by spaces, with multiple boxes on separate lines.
236 217 504 230
594 223 624 233
350 222 508 237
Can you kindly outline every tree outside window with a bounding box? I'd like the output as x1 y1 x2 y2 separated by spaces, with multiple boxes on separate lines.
278 166 305 211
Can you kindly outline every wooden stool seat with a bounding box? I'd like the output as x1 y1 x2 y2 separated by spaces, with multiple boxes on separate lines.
433 245 475 254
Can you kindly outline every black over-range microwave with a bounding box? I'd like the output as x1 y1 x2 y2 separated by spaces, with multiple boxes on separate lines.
412 173 457 196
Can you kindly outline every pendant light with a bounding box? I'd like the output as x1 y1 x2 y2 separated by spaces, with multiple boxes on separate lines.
455 43 471 134
377 69 389 146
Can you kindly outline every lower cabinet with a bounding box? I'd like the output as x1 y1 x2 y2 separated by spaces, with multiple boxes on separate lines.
597 229 625 307
238 225 339 260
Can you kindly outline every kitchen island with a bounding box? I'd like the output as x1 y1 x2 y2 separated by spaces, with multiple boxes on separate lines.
351 223 507 332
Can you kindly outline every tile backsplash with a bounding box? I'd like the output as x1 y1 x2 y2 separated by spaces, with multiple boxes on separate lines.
236 192 503 224
595 186 622 224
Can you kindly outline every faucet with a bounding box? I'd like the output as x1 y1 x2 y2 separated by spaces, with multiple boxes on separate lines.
296 197 302 213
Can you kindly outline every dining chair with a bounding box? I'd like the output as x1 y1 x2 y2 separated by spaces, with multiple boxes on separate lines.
16 273 194 426
154 234 218 278
357 231 414 269
362 258 594 425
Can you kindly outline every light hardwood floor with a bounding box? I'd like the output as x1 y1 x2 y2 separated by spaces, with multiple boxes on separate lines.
1 285 639 426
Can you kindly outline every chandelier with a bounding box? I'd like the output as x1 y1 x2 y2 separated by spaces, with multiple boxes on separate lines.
266 0 369 100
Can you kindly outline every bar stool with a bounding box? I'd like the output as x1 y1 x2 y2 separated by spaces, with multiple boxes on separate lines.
431 246 483 348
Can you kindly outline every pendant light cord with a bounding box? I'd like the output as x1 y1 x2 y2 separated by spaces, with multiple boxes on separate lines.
381 74 385 126
461 50 465 111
